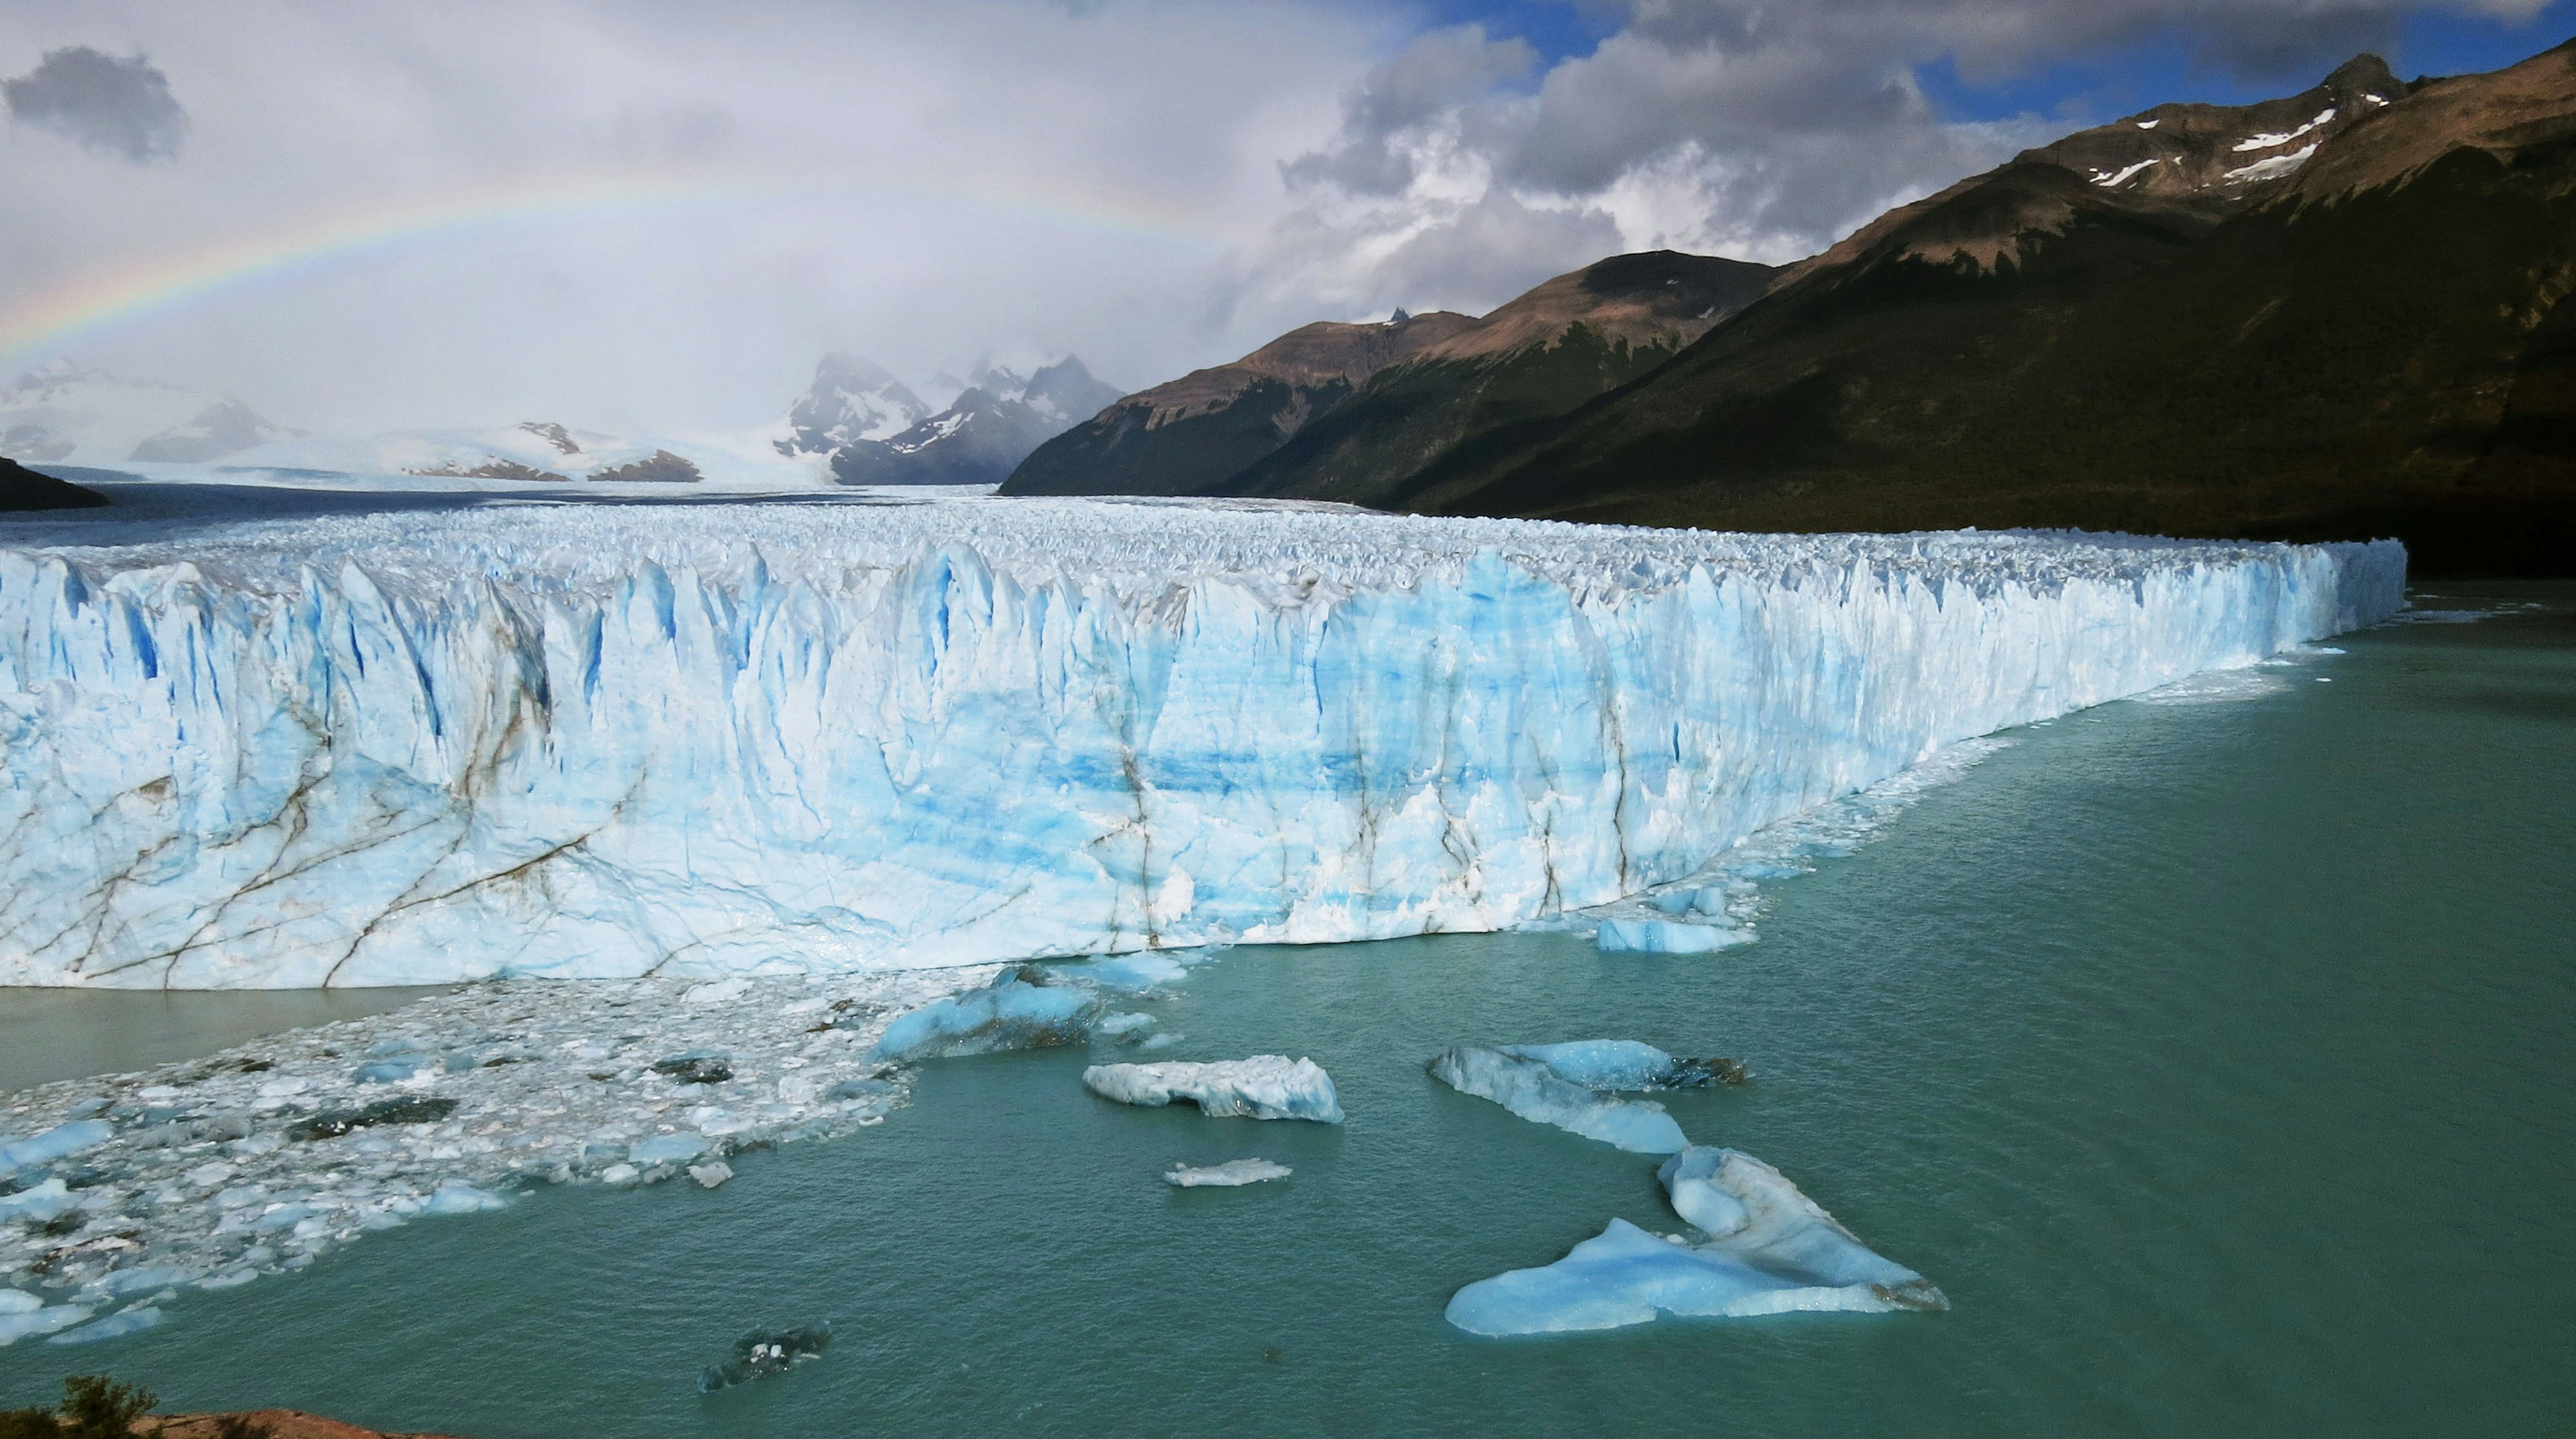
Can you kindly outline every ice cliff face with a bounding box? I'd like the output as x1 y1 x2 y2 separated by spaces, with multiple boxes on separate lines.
0 496 2404 987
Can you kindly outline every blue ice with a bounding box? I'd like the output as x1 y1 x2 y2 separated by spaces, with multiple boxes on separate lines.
1083 1057 1344 1122
871 974 1097 1063
0 1120 113 1175
1427 1045 1688 1153
1445 1147 1946 1336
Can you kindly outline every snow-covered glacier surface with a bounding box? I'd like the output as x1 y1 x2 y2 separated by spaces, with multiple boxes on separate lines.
0 496 2405 987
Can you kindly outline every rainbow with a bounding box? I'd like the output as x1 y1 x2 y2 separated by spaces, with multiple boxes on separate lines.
0 167 1208 370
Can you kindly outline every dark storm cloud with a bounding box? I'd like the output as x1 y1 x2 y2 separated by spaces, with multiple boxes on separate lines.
4 46 189 163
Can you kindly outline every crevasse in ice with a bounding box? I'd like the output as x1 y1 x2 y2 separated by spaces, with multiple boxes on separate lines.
1444 1147 1945 1336
0 496 2405 986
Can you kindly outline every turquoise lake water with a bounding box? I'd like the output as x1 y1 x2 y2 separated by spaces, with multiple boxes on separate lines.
3 586 2570 1436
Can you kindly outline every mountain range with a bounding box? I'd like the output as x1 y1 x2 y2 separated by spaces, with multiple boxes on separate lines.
825 356 1123 486
1004 40 2576 576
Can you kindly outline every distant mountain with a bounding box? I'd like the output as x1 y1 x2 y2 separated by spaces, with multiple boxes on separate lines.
1364 44 2576 576
831 356 1122 486
1212 253 1777 504
0 454 106 511
773 354 930 456
0 364 294 466
1002 311 1477 497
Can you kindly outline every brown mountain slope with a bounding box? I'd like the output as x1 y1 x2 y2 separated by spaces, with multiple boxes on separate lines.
1393 41 2576 576
998 312 1473 497
1205 251 1777 504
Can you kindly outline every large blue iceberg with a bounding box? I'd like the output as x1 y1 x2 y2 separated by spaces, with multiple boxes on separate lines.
1446 1147 1947 1336
1427 1041 1742 1153
0 498 2403 985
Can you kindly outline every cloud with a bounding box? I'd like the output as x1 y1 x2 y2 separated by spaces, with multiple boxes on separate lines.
1234 0 2545 325
4 47 188 163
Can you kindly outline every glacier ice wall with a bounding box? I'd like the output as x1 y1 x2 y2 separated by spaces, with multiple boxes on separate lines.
0 496 2404 986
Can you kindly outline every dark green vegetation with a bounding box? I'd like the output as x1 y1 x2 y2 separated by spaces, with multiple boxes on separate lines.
0 457 105 513
1002 253 1774 500
0 1377 266 1439
1396 42 2576 576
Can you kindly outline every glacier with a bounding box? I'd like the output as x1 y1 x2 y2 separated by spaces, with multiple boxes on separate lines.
0 495 2404 987
1445 1147 1946 1336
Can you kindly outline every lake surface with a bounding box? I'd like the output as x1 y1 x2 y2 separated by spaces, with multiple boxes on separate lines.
3 586 2568 1437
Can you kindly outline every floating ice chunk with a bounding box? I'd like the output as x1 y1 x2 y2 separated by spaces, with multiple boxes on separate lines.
698 1322 831 1392
421 1180 510 1214
0 1120 113 1175
87 1267 189 1299
690 1162 735 1189
1082 1057 1344 1122
651 1052 734 1084
871 975 1095 1063
1096 1012 1156 1036
48 1305 162 1345
1596 918 1739 954
0 1304 93 1346
1444 1147 1945 1336
629 1134 714 1167
1426 1048 1684 1154
1164 1159 1292 1187
1079 953 1191 992
285 1096 458 1140
352 1055 435 1085
599 1163 641 1186
0 1291 38 1313
256 1077 312 1098
0 1178 78 1224
1498 1041 1743 1091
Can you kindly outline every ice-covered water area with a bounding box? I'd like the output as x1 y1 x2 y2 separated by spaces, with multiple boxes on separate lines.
0 493 2408 1344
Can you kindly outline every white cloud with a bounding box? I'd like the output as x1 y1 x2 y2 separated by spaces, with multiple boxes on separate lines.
0 0 2548 436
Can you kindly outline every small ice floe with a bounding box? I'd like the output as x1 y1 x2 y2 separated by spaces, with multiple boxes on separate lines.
698 1322 831 1393
1444 1147 1945 1336
47 1304 162 1346
870 973 1097 1063
1096 1012 1157 1038
1595 918 1736 954
1082 1057 1344 1123
2134 666 2291 704
1164 1159 1292 1188
0 1120 114 1177
1428 1041 1743 1155
421 1180 509 1215
0 1299 93 1347
689 1162 734 1189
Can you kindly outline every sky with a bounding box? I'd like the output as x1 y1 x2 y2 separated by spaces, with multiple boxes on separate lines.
1 0 2569 435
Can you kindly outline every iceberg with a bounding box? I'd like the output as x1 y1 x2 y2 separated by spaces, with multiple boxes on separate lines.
1428 1049 1682 1153
1164 1158 1292 1187
0 1120 113 1175
0 496 2402 986
1426 1042 1751 1153
1082 1057 1344 1122
47 1305 162 1345
0 1303 92 1346
870 974 1096 1063
1445 1147 1945 1336
698 1322 832 1393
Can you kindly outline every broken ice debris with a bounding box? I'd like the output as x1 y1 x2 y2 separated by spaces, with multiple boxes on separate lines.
1427 1043 1730 1154
284 1096 459 1141
0 1300 92 1347
0 1120 113 1176
1444 1146 1946 1336
48 1305 162 1346
1595 918 1736 954
871 974 1096 1063
1164 1159 1292 1188
698 1322 832 1392
1082 1057 1344 1122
